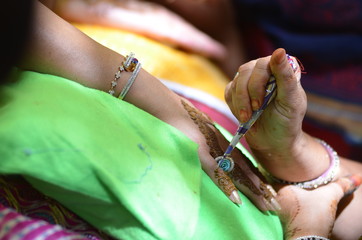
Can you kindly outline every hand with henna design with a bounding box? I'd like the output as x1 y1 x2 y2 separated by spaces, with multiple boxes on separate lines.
24 0 280 213
276 175 362 240
181 99 280 211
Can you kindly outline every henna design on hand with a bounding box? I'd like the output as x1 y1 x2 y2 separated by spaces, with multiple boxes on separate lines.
181 99 277 204
214 168 235 196
281 188 302 239
180 99 223 158
229 164 261 196
181 99 236 195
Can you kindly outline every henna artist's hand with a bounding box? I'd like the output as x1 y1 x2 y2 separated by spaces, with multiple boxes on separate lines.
225 48 304 163
181 99 280 211
224 48 331 182
277 175 362 240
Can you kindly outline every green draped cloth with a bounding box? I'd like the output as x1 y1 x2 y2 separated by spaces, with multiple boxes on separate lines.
0 70 283 240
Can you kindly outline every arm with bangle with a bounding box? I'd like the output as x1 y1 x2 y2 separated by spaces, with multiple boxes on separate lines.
225 48 362 239
19 2 362 239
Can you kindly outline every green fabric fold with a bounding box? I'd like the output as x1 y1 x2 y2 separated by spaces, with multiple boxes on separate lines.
0 70 282 239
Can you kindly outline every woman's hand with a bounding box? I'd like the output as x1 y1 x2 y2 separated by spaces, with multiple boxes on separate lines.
179 98 280 211
276 175 362 239
225 48 330 182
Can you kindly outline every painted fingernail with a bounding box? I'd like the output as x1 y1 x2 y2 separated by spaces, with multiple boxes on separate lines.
239 109 249 123
349 175 362 186
345 175 362 195
251 99 260 111
229 190 242 205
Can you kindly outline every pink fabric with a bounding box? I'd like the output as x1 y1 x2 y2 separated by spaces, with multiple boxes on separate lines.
0 204 89 240
0 175 115 240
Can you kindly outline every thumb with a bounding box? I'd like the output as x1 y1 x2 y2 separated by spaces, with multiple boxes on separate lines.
331 175 362 201
269 48 306 119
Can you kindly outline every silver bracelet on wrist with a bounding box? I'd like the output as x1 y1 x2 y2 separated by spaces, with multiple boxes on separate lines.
118 52 141 100
294 235 330 240
269 138 340 189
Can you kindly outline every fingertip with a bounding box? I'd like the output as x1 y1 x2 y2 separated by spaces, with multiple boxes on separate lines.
271 48 287 65
229 190 242 205
212 167 239 203
349 174 362 186
337 174 362 197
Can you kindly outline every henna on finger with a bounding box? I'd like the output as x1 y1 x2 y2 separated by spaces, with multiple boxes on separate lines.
229 164 261 196
181 100 238 201
181 99 279 209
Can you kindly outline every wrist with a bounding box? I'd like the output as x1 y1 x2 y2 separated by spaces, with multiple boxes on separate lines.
257 133 332 183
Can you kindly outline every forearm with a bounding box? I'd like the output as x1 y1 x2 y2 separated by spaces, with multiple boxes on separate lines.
20 1 185 124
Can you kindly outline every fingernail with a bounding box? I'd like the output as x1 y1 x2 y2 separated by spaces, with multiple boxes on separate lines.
262 197 281 212
229 190 242 205
275 49 287 64
345 175 362 195
251 99 260 111
266 184 278 198
239 109 249 123
269 197 281 211
349 175 362 187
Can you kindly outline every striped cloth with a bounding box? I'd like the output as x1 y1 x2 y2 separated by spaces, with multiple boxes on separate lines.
0 204 89 240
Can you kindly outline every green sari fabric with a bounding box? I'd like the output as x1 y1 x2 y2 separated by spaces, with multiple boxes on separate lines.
0 70 283 239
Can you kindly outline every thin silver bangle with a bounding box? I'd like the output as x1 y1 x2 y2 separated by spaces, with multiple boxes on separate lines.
118 62 141 100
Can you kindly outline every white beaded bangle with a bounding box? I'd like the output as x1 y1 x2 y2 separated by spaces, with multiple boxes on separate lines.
118 53 141 100
294 235 330 240
269 139 340 189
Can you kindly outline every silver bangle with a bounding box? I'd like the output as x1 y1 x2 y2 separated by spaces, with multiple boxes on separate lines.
269 139 340 189
294 235 330 240
118 53 141 100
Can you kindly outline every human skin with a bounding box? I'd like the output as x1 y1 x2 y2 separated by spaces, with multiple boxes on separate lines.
225 48 362 239
22 0 274 209
20 1 362 239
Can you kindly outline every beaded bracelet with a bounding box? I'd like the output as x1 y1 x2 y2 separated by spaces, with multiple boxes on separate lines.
269 139 340 189
294 235 330 240
118 53 141 100
109 66 124 96
108 53 135 96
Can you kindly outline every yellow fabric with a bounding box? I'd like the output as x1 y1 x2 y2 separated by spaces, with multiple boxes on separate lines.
74 24 229 101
